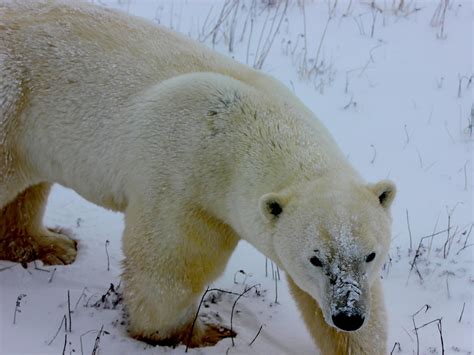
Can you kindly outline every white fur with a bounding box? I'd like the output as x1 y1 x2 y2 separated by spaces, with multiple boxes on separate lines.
0 0 395 351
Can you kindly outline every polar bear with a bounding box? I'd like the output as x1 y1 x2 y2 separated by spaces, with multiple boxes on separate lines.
0 1 396 353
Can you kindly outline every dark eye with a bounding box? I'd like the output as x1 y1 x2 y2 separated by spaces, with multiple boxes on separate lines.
365 252 376 263
268 201 283 217
310 256 323 267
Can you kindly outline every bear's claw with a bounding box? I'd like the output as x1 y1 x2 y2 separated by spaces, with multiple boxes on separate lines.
189 323 236 347
132 322 237 348
38 228 78 266
0 227 78 267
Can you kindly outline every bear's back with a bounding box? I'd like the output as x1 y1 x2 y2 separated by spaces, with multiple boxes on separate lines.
1 0 268 101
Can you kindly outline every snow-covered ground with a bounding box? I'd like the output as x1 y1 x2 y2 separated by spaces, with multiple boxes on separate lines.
0 1 472 354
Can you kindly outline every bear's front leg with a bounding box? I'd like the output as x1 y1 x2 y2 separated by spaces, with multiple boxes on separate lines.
287 275 387 355
122 204 238 348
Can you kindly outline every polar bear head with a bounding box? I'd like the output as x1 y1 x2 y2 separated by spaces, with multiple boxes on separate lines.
259 177 395 332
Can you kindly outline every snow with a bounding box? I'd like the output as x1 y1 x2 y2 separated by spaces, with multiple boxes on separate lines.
0 1 472 354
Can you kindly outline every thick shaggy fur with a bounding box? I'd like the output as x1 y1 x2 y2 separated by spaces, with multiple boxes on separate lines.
0 1 395 352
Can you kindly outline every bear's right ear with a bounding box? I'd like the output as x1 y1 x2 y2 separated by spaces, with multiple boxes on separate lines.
259 193 286 222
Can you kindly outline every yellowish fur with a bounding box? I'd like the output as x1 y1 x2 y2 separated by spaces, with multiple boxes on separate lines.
0 1 395 351
0 183 77 266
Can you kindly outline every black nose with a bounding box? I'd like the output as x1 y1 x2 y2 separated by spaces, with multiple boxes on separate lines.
332 313 365 331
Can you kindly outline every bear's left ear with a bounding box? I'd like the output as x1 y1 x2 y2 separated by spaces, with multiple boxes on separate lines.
369 180 396 209
259 193 286 222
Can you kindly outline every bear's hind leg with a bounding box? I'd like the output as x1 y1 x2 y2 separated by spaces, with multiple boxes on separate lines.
0 183 78 267
122 205 239 348
0 56 76 267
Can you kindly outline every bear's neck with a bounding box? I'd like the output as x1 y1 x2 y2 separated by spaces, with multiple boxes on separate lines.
217 129 359 266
